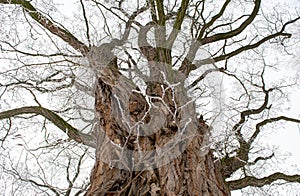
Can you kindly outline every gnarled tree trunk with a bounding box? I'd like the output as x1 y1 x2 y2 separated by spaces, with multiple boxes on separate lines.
85 75 230 195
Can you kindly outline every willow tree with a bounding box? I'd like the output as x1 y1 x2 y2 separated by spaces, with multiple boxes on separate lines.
0 0 300 195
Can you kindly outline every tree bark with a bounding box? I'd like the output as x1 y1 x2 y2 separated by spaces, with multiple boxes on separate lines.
87 150 230 195
85 76 230 195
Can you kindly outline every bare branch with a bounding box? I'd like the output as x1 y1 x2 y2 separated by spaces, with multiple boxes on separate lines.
80 0 91 47
178 0 261 76
228 172 300 190
179 3 300 77
248 153 275 165
249 116 300 145
220 75 274 178
232 71 272 141
197 0 231 40
203 17 300 64
0 0 89 55
155 0 166 26
2 164 60 195
199 0 261 45
166 0 190 47
0 106 96 148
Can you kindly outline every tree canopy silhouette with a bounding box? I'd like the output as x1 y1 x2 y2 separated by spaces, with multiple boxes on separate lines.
0 0 300 195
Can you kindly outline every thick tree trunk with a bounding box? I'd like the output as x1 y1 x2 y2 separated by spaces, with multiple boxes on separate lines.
85 76 230 196
87 151 229 195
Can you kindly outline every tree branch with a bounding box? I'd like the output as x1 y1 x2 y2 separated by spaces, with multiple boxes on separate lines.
0 0 89 55
178 0 260 76
199 16 300 65
232 88 271 146
199 0 261 44
248 153 274 165
155 0 166 26
220 80 273 178
178 16 299 76
228 172 300 190
197 0 231 40
166 0 190 47
148 0 158 23
80 0 91 47
249 116 300 145
0 106 96 148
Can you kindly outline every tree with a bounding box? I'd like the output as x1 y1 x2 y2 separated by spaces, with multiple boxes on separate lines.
0 0 300 195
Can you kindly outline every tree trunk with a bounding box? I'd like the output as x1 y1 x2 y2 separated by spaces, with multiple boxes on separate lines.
85 75 230 196
87 150 229 195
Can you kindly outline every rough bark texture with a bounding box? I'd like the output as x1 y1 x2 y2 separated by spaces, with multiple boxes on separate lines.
85 76 230 195
87 151 229 195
